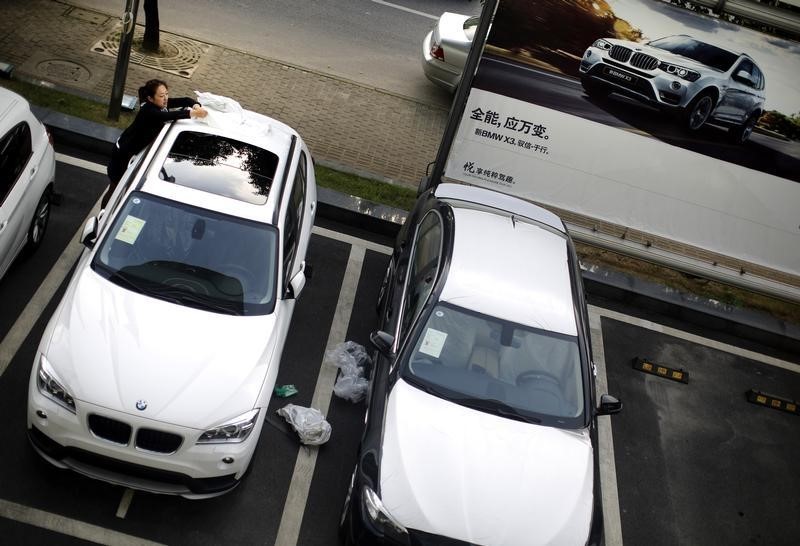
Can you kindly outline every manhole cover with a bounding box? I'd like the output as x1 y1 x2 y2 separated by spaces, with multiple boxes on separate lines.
91 24 208 78
36 60 91 83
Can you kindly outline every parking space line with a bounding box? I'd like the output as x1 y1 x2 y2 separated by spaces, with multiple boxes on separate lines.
0 197 100 379
274 244 366 546
55 152 107 174
589 305 800 373
369 0 439 20
0 497 164 546
588 309 624 546
115 489 135 519
312 225 392 255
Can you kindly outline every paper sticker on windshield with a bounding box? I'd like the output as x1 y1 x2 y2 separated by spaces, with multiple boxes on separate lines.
419 328 447 358
115 215 146 245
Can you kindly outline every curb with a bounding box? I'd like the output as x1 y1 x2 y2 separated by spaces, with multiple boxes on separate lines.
32 105 800 351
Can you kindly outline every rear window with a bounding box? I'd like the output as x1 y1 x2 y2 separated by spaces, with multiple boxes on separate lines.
464 16 479 41
159 131 279 205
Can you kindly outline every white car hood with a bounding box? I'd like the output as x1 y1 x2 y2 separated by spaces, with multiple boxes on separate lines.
380 380 594 546
45 267 279 428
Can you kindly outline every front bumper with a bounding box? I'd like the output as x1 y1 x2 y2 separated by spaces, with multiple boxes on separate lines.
580 50 697 109
27 379 263 498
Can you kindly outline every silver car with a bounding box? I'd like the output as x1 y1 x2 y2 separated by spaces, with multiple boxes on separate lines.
579 34 766 143
421 12 479 92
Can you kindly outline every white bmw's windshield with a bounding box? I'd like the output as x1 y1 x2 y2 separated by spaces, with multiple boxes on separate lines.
404 303 586 427
92 192 277 315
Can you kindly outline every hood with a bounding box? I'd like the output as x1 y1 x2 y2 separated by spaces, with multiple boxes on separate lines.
44 267 279 428
610 39 723 72
380 380 594 546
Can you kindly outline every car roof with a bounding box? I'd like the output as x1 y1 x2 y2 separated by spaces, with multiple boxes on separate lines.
439 200 578 337
135 112 299 224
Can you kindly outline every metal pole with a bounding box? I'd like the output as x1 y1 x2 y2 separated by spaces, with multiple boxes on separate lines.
108 0 140 121
420 0 499 194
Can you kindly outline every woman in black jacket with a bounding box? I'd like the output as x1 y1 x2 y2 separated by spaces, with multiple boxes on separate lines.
104 79 207 206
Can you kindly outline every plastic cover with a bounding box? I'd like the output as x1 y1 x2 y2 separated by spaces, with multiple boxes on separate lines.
325 341 371 403
276 404 331 446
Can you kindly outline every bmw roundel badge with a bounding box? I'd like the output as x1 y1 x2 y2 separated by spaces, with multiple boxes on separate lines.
136 400 148 411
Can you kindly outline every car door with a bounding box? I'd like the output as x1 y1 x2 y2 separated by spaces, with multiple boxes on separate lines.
717 59 758 123
0 122 34 278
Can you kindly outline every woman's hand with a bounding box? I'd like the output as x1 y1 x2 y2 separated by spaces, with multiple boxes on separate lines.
190 105 208 119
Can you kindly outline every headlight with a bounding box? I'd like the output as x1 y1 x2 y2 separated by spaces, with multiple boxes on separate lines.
592 39 612 50
362 485 408 536
37 355 76 413
658 62 700 82
197 409 259 444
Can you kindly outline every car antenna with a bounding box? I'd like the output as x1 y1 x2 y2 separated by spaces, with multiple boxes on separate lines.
511 214 517 228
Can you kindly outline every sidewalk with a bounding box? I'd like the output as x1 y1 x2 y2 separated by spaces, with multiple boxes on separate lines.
0 0 447 189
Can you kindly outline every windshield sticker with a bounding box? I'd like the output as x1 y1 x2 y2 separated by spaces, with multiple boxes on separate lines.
419 328 447 358
115 215 146 245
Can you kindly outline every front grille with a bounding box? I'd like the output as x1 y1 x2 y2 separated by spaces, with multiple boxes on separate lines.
136 428 183 454
630 52 658 70
88 414 132 445
609 45 632 62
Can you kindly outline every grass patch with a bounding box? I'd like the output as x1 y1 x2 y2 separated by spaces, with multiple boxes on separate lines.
315 164 417 211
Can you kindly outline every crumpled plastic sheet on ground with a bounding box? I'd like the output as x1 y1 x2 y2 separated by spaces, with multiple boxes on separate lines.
276 404 332 446
193 91 270 137
325 341 371 403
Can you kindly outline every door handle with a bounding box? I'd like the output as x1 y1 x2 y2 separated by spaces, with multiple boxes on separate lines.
30 165 38 177
0 220 8 233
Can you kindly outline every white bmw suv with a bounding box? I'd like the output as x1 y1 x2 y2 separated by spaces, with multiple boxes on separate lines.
27 107 316 497
340 183 621 545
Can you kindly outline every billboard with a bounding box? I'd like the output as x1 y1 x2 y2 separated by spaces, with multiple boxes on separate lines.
443 0 800 286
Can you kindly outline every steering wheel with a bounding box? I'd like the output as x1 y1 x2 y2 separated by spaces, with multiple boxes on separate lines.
162 276 210 295
515 369 561 387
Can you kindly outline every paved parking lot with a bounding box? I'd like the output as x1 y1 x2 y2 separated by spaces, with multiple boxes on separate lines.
0 155 798 545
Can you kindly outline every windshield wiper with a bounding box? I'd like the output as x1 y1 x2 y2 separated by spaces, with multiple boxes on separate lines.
452 397 542 424
150 287 243 315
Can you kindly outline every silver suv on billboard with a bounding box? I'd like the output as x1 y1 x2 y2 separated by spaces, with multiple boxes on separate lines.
579 34 766 143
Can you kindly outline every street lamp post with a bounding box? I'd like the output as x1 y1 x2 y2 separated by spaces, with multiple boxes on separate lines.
108 0 140 121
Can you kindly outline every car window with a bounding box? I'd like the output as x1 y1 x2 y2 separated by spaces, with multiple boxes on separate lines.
0 122 32 205
464 16 479 41
92 191 278 316
282 151 307 291
399 210 443 337
159 131 279 205
404 303 586 428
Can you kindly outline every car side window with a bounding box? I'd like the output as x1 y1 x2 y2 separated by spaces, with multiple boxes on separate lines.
399 210 443 338
282 151 307 292
0 122 33 206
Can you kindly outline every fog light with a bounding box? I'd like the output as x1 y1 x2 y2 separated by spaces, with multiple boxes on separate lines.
222 457 234 464
36 410 47 419
671 81 681 90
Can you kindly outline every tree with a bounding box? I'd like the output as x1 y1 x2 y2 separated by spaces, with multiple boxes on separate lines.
142 0 160 52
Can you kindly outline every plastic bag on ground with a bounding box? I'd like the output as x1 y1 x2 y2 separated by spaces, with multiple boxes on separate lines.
277 404 331 446
325 341 371 403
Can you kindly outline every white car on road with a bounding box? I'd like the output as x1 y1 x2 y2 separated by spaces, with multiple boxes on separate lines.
27 107 316 497
0 87 55 281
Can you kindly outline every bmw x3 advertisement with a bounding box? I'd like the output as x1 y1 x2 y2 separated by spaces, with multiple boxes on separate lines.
445 0 800 282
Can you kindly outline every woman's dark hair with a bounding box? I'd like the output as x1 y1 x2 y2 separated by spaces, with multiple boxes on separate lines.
138 79 168 103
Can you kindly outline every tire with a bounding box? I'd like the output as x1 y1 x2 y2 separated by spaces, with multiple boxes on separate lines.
683 92 714 131
728 113 758 144
581 76 608 99
24 189 51 257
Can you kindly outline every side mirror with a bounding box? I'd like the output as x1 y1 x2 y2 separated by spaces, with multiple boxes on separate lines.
369 330 395 357
597 394 622 415
81 216 98 248
734 70 753 85
287 268 306 300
